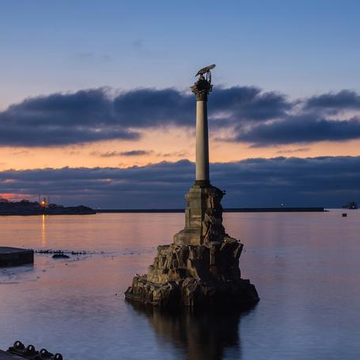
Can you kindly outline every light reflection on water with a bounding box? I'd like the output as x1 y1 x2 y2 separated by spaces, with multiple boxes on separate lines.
0 211 360 359
41 214 46 247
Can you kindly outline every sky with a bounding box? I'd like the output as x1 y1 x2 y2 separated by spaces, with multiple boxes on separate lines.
1 0 360 208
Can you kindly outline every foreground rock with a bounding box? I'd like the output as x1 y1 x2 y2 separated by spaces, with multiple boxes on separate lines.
125 242 258 307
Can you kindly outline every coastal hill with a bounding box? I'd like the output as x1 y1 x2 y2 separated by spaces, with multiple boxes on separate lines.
0 199 95 215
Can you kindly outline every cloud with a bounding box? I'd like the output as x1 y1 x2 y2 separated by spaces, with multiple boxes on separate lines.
96 150 152 157
112 88 194 127
0 156 359 208
235 114 360 146
0 89 139 147
0 86 290 147
159 151 187 158
210 86 290 122
305 90 360 112
11 150 30 156
217 89 360 145
132 39 144 49
2 86 360 148
276 147 310 154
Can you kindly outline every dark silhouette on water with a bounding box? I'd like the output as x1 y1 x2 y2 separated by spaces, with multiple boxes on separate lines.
342 201 357 209
5 341 63 359
128 302 252 360
0 247 33 268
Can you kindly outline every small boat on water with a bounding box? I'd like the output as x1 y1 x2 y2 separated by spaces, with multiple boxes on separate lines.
342 201 358 210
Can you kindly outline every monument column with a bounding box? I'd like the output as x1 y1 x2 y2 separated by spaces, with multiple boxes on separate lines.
191 78 212 185
125 64 259 308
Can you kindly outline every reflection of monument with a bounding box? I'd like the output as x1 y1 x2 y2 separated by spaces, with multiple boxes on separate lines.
125 65 259 307
130 303 243 360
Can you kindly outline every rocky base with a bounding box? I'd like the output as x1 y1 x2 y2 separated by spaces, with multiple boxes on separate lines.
125 182 259 308
125 275 258 308
125 237 259 308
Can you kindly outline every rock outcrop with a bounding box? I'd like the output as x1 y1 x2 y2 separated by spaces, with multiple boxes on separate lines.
125 183 259 308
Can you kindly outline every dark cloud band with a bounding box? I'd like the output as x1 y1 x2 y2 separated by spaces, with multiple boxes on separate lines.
0 156 359 208
305 90 360 111
236 115 360 146
0 86 289 147
1 87 360 147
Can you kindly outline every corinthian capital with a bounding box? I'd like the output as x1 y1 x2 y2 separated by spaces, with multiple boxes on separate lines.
191 78 213 101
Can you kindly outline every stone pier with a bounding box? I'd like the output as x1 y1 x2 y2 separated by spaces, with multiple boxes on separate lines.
0 247 34 268
125 65 259 308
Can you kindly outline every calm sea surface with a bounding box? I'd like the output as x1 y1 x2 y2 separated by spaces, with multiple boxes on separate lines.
0 211 359 360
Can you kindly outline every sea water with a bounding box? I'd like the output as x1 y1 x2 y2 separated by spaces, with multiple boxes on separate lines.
0 211 359 360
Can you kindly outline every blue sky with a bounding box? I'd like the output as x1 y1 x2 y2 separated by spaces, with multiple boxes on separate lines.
1 0 360 108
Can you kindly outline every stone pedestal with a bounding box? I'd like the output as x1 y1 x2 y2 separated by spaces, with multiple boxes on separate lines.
173 183 225 246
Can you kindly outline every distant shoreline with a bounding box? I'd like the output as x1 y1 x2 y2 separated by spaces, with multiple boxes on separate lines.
96 207 326 213
0 200 96 216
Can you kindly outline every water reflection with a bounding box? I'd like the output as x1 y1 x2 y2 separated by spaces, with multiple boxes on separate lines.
129 302 253 360
2 213 360 359
41 215 47 247
0 264 34 284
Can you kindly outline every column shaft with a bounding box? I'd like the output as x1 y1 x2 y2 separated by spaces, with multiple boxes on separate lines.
195 100 209 182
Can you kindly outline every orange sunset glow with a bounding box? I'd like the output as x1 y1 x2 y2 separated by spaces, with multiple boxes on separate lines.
0 129 359 171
